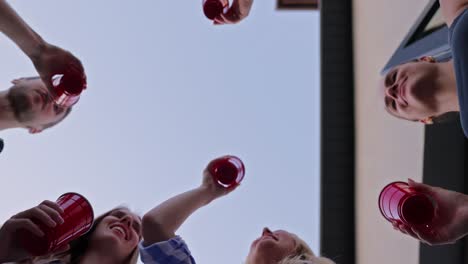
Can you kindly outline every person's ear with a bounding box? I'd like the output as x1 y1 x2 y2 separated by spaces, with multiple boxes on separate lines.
419 56 436 63
419 117 434 125
28 127 43 134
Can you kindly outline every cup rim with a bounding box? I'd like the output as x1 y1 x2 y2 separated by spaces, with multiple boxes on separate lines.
378 181 408 222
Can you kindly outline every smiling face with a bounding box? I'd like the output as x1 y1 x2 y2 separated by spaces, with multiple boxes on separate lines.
89 208 142 262
246 227 299 264
379 60 441 121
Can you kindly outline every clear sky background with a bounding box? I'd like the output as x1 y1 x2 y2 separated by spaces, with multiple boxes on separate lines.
0 1 320 263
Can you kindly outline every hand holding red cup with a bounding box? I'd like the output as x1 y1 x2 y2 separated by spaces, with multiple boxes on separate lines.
203 0 229 20
50 65 87 107
207 155 245 188
31 42 87 107
379 181 436 228
18 193 94 256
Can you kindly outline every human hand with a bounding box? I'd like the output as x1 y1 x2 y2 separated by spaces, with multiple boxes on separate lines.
392 179 468 245
213 0 253 25
30 42 86 97
201 168 239 202
0 200 67 262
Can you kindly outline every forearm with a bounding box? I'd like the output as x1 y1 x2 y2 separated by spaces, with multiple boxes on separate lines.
456 194 468 238
142 186 214 243
0 0 44 58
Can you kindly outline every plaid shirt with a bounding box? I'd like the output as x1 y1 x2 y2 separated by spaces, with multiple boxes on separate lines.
139 236 196 264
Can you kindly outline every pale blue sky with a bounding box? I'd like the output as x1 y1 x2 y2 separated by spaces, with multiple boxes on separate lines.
0 1 320 263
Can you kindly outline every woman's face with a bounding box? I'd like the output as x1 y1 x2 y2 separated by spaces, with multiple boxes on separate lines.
246 227 299 264
89 208 142 261
379 60 440 121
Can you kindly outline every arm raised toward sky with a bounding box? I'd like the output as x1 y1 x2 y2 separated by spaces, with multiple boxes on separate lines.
0 0 44 57
0 0 85 93
141 169 238 245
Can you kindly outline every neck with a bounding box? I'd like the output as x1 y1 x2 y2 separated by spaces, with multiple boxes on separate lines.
246 255 268 264
79 250 120 264
0 91 21 131
436 61 459 113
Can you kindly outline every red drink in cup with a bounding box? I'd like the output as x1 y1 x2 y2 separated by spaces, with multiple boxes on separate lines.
379 181 435 226
19 193 94 256
50 65 87 107
203 0 229 20
208 155 245 188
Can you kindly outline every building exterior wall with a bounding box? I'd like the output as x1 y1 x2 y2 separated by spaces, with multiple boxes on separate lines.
353 0 430 263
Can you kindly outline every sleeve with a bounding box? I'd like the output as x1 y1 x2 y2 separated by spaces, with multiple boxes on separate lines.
138 236 196 264
449 8 468 138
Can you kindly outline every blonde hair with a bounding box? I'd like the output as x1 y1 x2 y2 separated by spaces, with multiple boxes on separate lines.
245 233 336 264
278 234 335 264
278 255 336 264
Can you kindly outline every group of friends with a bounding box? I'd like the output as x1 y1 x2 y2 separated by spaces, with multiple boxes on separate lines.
3 0 468 263
0 0 335 264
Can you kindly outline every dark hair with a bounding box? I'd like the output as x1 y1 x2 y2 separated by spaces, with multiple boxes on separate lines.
42 107 72 130
61 207 139 264
433 111 459 124
24 207 140 264
65 209 113 264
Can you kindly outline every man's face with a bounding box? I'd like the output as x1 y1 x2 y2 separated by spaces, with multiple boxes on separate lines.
379 60 440 121
7 77 69 133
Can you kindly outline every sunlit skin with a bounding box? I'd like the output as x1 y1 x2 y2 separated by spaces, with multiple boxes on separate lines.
0 77 69 133
378 59 458 123
246 227 304 264
79 208 142 264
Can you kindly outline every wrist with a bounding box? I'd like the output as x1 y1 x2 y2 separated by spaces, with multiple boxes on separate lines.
197 186 216 205
27 37 46 61
457 194 468 236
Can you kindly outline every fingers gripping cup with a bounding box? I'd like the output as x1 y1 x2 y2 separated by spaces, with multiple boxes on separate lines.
50 65 87 107
19 193 94 256
208 155 245 188
379 182 436 227
203 0 229 20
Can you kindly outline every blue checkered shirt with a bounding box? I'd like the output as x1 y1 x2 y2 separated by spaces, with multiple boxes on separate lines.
139 236 196 264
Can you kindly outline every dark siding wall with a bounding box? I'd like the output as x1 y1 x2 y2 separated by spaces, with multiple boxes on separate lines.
321 0 356 263
422 123 468 264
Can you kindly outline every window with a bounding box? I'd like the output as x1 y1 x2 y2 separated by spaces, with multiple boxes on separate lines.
381 0 450 74
277 0 319 10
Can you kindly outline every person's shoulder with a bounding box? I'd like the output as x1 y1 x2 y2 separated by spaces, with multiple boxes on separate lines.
139 236 196 264
447 4 468 46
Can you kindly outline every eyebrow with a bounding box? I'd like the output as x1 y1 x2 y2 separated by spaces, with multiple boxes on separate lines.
384 69 396 88
22 76 41 81
384 96 391 110
54 106 66 116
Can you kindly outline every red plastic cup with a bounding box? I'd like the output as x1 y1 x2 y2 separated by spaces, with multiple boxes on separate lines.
203 0 229 20
50 65 87 107
19 193 94 256
379 181 435 226
207 155 245 188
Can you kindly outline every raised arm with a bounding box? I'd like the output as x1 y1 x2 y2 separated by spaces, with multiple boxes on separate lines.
0 0 86 94
0 0 44 57
440 0 468 26
141 169 238 246
213 0 254 25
